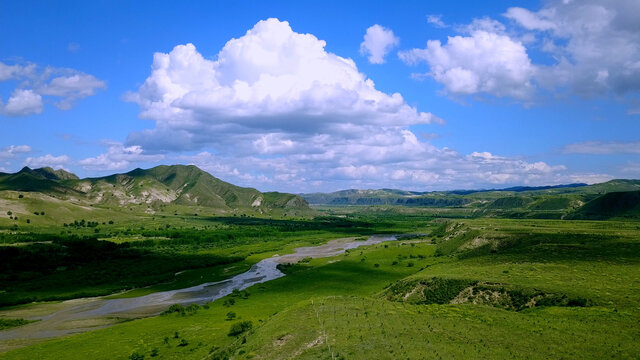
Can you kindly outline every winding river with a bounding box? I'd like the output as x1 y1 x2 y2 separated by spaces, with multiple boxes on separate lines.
0 235 398 352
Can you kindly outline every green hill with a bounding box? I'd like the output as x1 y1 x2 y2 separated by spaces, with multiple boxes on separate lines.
566 191 640 220
0 165 309 217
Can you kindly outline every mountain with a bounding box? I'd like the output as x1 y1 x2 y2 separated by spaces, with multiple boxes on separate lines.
0 165 309 213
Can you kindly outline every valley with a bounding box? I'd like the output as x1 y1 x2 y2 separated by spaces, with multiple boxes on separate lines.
0 166 638 359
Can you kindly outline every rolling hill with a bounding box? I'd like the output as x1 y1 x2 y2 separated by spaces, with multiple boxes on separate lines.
0 165 309 220
566 191 640 220
301 180 640 219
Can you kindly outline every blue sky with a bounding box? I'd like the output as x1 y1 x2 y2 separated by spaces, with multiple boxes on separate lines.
1 0 639 192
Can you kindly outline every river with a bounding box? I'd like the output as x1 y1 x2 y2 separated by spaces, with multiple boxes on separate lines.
0 235 399 352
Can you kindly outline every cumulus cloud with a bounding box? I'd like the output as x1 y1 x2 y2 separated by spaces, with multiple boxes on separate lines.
563 141 640 155
0 61 106 116
504 0 640 99
400 1 640 105
78 143 164 171
399 29 535 99
114 18 580 191
24 154 72 169
125 18 439 152
360 24 400 64
2 89 43 116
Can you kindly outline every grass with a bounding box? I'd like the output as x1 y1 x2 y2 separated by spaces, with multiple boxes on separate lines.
1 216 638 359
0 319 35 331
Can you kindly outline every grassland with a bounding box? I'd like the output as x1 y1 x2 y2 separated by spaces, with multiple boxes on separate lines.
1 213 638 359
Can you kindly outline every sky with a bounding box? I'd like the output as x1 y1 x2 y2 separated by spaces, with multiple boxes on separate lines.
1 0 639 192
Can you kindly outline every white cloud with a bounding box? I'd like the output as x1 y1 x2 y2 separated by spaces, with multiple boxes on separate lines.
24 154 72 169
0 61 106 116
115 18 581 192
426 15 446 28
39 73 106 110
399 30 535 99
456 17 506 35
78 143 164 171
504 0 640 97
563 141 640 155
360 24 400 64
399 1 640 105
2 89 43 116
0 145 32 160
125 18 439 152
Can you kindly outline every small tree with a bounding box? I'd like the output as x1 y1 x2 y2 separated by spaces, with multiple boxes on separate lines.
226 312 236 321
228 321 252 336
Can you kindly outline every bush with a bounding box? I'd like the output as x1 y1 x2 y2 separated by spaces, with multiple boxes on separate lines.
228 321 252 336
226 312 236 320
129 352 145 360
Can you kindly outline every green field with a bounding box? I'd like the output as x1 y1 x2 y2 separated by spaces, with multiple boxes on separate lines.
1 212 638 359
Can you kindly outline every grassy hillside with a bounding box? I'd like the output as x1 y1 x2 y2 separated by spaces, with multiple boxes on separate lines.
0 165 310 219
566 191 640 220
2 217 637 359
302 180 640 220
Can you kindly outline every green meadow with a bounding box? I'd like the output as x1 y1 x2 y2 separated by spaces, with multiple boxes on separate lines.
1 213 638 359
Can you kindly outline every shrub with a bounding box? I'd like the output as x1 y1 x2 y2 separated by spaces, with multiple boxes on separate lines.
178 339 189 347
228 321 252 336
226 312 236 320
162 304 186 316
129 352 145 360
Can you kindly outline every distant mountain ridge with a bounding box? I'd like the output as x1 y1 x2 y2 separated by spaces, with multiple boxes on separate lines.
0 165 308 212
301 180 640 219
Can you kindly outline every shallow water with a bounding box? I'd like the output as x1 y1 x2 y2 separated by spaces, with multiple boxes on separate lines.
0 235 398 349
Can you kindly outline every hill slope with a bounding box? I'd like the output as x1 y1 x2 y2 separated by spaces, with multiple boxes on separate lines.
0 165 309 215
566 191 640 220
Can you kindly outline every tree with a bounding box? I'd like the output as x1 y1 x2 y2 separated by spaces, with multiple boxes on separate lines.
228 321 252 336
226 312 236 320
